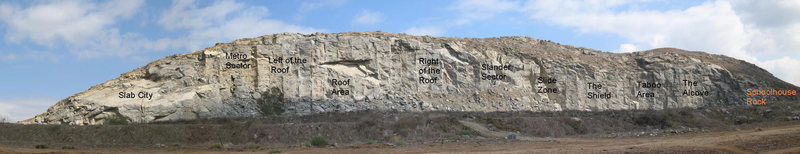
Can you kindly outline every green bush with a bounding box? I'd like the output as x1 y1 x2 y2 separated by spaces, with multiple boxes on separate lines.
105 114 129 125
269 150 283 154
310 136 329 147
365 141 374 145
395 140 407 146
259 87 285 116
459 130 474 136
261 105 276 116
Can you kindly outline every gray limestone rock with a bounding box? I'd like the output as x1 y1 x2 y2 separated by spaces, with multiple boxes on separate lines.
20 32 800 125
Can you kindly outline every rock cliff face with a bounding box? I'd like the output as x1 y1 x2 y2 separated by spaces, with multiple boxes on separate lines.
22 32 799 125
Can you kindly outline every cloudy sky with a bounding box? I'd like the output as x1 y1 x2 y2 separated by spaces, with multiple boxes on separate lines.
1 0 799 122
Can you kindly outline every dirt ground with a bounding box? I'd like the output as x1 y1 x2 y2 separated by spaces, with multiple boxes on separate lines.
276 123 800 154
4 103 800 153
2 123 799 154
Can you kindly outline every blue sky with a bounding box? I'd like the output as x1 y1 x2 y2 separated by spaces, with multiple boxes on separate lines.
1 0 799 122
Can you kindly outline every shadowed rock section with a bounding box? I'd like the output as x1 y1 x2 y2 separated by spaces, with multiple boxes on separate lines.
22 32 799 125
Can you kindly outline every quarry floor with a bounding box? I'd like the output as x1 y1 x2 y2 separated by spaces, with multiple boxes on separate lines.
4 102 800 153
1 122 799 153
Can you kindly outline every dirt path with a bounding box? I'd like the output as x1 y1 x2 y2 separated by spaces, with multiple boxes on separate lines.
2 124 799 153
298 123 800 153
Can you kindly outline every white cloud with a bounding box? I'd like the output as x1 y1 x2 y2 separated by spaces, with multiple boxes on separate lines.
158 0 321 51
0 51 59 62
0 0 146 59
295 0 347 20
524 0 751 58
729 0 800 28
450 0 520 25
757 57 800 87
521 0 800 86
299 0 346 12
729 0 800 56
402 0 518 38
352 10 383 26
0 98 56 122
619 43 637 52
404 26 445 36
158 0 245 30
0 0 320 59
0 0 143 45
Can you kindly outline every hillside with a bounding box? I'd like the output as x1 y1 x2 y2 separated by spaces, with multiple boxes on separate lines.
21 32 799 125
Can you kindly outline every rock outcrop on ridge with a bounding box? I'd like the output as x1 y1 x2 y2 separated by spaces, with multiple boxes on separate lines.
22 32 799 125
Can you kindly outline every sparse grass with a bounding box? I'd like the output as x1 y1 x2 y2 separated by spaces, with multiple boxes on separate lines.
562 117 585 134
1 103 798 151
269 149 283 153
209 143 223 150
311 136 329 147
395 140 407 146
632 111 669 128
243 143 260 149
393 115 423 129
34 144 47 149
